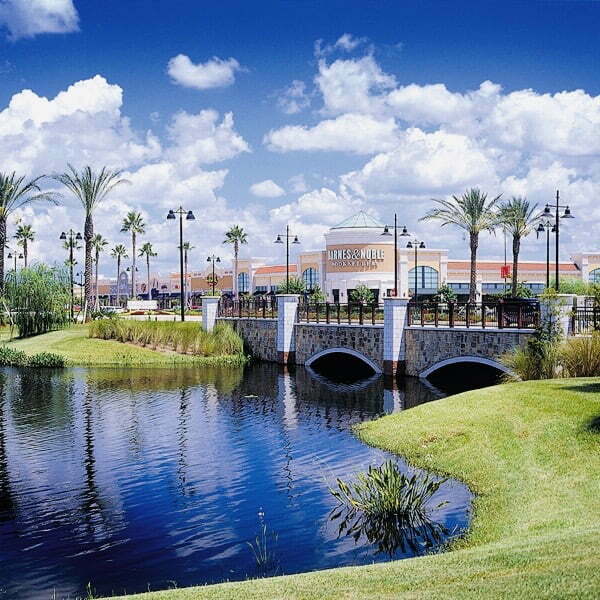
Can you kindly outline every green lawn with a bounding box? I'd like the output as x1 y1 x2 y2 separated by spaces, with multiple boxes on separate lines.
0 326 240 367
109 378 600 599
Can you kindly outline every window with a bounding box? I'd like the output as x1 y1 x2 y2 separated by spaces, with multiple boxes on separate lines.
408 266 439 291
237 272 249 293
255 285 267 293
302 267 319 290
590 268 600 283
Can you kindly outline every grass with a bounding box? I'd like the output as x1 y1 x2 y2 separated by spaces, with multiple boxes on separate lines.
0 325 244 367
107 378 600 599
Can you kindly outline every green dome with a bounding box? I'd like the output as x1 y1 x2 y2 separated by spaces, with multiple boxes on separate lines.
331 210 384 229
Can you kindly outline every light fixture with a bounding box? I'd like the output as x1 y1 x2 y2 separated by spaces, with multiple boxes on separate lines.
166 210 175 220
561 206 574 218
406 241 413 249
274 235 282 244
292 235 300 244
400 226 409 236
381 225 391 236
186 210 195 220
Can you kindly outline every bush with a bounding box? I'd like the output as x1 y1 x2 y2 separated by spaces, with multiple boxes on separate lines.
0 347 65 368
435 284 456 304
27 352 66 368
560 333 600 377
277 276 305 294
0 346 28 366
350 284 375 304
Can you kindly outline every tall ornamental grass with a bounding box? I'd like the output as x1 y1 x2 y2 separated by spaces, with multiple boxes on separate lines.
89 319 244 357
4 264 71 338
560 333 600 377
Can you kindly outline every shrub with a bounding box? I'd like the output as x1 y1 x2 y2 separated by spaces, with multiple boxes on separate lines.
277 276 305 294
0 346 28 366
435 284 457 304
350 284 375 305
28 352 66 368
560 333 600 377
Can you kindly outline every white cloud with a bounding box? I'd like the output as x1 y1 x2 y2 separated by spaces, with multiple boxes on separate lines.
167 54 243 90
250 179 285 198
265 113 399 154
277 80 310 114
314 33 368 57
0 0 78 40
288 174 308 194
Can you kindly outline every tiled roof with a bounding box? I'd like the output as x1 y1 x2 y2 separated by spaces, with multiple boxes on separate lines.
331 210 383 229
254 265 298 274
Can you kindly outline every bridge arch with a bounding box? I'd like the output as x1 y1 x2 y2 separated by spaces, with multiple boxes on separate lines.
419 355 512 379
305 347 383 374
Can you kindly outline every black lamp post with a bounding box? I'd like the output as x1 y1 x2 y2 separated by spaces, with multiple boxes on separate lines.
381 214 409 296
60 229 82 321
167 207 195 322
206 255 221 295
543 190 574 291
536 219 556 289
274 225 300 290
6 250 23 272
406 238 426 303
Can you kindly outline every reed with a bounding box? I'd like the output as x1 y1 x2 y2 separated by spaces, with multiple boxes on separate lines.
560 332 600 377
88 319 244 357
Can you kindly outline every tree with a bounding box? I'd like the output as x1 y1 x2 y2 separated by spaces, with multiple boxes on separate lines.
139 242 157 301
54 165 128 312
182 241 194 307
91 234 108 309
311 284 326 303
436 284 457 304
121 211 145 299
497 197 539 297
277 276 305 294
223 225 248 297
350 284 375 304
14 224 35 268
0 172 57 292
110 244 128 306
421 188 501 302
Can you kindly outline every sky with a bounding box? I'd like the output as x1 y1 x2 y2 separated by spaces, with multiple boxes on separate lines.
1 0 600 276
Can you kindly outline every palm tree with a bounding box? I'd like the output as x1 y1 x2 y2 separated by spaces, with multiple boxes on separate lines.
421 188 501 302
497 197 539 297
0 172 57 291
182 241 194 306
139 242 157 301
14 224 35 268
91 234 108 309
223 225 247 298
54 165 128 311
121 211 145 299
110 244 128 306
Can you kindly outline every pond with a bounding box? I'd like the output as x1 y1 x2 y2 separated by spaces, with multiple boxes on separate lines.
0 364 474 599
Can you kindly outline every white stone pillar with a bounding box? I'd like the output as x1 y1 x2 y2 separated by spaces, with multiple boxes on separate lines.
383 297 410 377
541 294 576 337
276 294 299 364
202 296 220 332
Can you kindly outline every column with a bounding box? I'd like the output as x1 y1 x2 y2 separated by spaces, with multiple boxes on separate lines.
277 294 299 364
383 297 410 377
540 293 576 337
201 296 220 332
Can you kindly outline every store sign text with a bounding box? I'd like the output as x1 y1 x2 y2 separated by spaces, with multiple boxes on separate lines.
328 247 385 268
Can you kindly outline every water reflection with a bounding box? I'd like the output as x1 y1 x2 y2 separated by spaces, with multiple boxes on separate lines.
0 364 471 599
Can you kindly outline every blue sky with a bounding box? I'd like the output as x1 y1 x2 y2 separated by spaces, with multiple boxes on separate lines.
1 0 600 274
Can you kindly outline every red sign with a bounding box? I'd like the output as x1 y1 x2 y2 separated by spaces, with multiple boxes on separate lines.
501 265 511 279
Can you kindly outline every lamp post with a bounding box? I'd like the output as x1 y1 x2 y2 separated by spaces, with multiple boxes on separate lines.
126 266 138 302
536 219 556 290
60 230 82 321
543 190 574 291
6 250 23 272
206 255 221 295
274 225 300 290
406 238 426 303
167 207 195 322
381 214 409 296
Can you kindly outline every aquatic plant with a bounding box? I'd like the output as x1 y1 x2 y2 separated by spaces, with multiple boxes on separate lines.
27 352 66 368
247 510 279 576
0 346 28 366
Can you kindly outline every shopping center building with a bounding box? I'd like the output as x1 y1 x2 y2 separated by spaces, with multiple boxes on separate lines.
96 211 600 304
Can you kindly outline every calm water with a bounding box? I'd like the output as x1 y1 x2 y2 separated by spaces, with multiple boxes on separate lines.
0 364 471 599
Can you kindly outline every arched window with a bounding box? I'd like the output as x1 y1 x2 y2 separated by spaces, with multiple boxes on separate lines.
237 272 249 293
302 267 319 290
408 266 439 291
590 268 600 283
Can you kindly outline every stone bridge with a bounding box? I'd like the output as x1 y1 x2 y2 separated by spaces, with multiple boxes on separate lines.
205 295 556 379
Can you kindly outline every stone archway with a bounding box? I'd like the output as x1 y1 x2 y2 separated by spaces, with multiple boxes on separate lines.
419 355 512 379
305 347 383 374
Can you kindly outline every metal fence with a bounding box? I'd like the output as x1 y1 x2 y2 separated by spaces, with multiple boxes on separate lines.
407 301 540 329
571 306 600 335
297 302 384 325
218 297 278 319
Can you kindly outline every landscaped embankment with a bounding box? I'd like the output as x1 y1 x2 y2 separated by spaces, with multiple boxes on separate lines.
109 378 600 599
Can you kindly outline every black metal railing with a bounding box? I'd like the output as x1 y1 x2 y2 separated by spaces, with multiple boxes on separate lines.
571 306 600 335
218 297 278 319
297 302 384 325
407 301 540 329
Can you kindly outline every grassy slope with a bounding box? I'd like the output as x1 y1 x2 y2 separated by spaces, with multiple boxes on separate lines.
110 379 600 599
0 326 237 367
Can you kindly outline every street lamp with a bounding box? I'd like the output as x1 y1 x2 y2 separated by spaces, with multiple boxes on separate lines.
60 230 82 321
167 207 195 322
381 214 409 296
206 255 221 295
536 220 557 289
543 190 574 291
6 250 23 272
126 266 139 300
274 225 300 290
406 238 426 304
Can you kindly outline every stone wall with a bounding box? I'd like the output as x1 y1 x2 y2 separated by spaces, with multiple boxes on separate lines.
216 318 278 362
404 327 533 376
294 323 384 370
